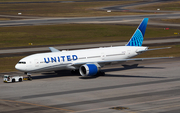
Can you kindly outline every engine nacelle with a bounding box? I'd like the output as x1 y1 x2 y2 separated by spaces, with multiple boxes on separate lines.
79 64 100 76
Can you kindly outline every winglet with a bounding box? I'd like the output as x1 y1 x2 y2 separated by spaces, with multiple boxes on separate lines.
126 18 149 46
49 47 60 52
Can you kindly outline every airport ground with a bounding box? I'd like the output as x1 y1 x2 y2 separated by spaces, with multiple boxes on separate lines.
0 57 180 113
1 0 180 113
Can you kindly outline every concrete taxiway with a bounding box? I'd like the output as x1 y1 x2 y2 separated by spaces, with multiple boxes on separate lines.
0 57 180 113
1 13 180 27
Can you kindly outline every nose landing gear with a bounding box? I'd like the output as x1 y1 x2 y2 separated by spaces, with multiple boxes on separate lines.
27 75 32 81
24 72 32 81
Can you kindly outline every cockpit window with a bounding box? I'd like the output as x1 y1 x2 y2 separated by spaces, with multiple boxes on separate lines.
18 62 26 64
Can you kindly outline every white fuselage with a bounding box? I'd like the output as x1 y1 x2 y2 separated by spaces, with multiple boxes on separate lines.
15 46 147 73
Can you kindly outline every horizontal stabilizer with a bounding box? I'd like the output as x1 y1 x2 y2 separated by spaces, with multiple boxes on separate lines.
49 47 60 52
137 47 171 53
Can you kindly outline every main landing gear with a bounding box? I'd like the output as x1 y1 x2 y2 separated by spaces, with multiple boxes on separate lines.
96 71 105 76
122 64 139 69
71 70 105 76
71 70 80 75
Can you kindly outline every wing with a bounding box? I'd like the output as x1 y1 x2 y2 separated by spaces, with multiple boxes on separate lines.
49 47 60 52
71 57 173 67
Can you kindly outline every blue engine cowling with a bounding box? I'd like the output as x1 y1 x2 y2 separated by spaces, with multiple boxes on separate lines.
79 64 100 76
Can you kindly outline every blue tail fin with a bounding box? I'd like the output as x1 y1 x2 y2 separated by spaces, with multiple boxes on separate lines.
126 18 148 46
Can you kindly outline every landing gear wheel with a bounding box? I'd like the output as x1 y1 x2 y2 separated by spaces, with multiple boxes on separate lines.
28 75 32 81
99 71 105 76
96 71 105 76
122 64 139 69
71 70 80 75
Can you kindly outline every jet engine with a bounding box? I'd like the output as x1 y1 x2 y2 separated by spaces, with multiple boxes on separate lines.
79 64 100 76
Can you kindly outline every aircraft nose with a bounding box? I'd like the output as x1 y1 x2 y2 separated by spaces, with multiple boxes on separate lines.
15 64 26 71
15 64 20 70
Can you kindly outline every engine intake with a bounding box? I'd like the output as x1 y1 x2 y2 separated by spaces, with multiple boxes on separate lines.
79 64 100 76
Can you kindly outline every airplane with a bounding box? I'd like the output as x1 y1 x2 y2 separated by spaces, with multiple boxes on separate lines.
15 18 171 79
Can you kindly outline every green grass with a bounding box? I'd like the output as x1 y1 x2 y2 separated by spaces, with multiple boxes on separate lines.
0 18 10 20
0 56 24 72
0 1 149 17
0 24 179 48
0 0 92 2
137 1 180 11
137 45 180 58
160 19 180 24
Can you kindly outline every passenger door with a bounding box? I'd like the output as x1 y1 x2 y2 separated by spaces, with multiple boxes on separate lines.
34 59 39 67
